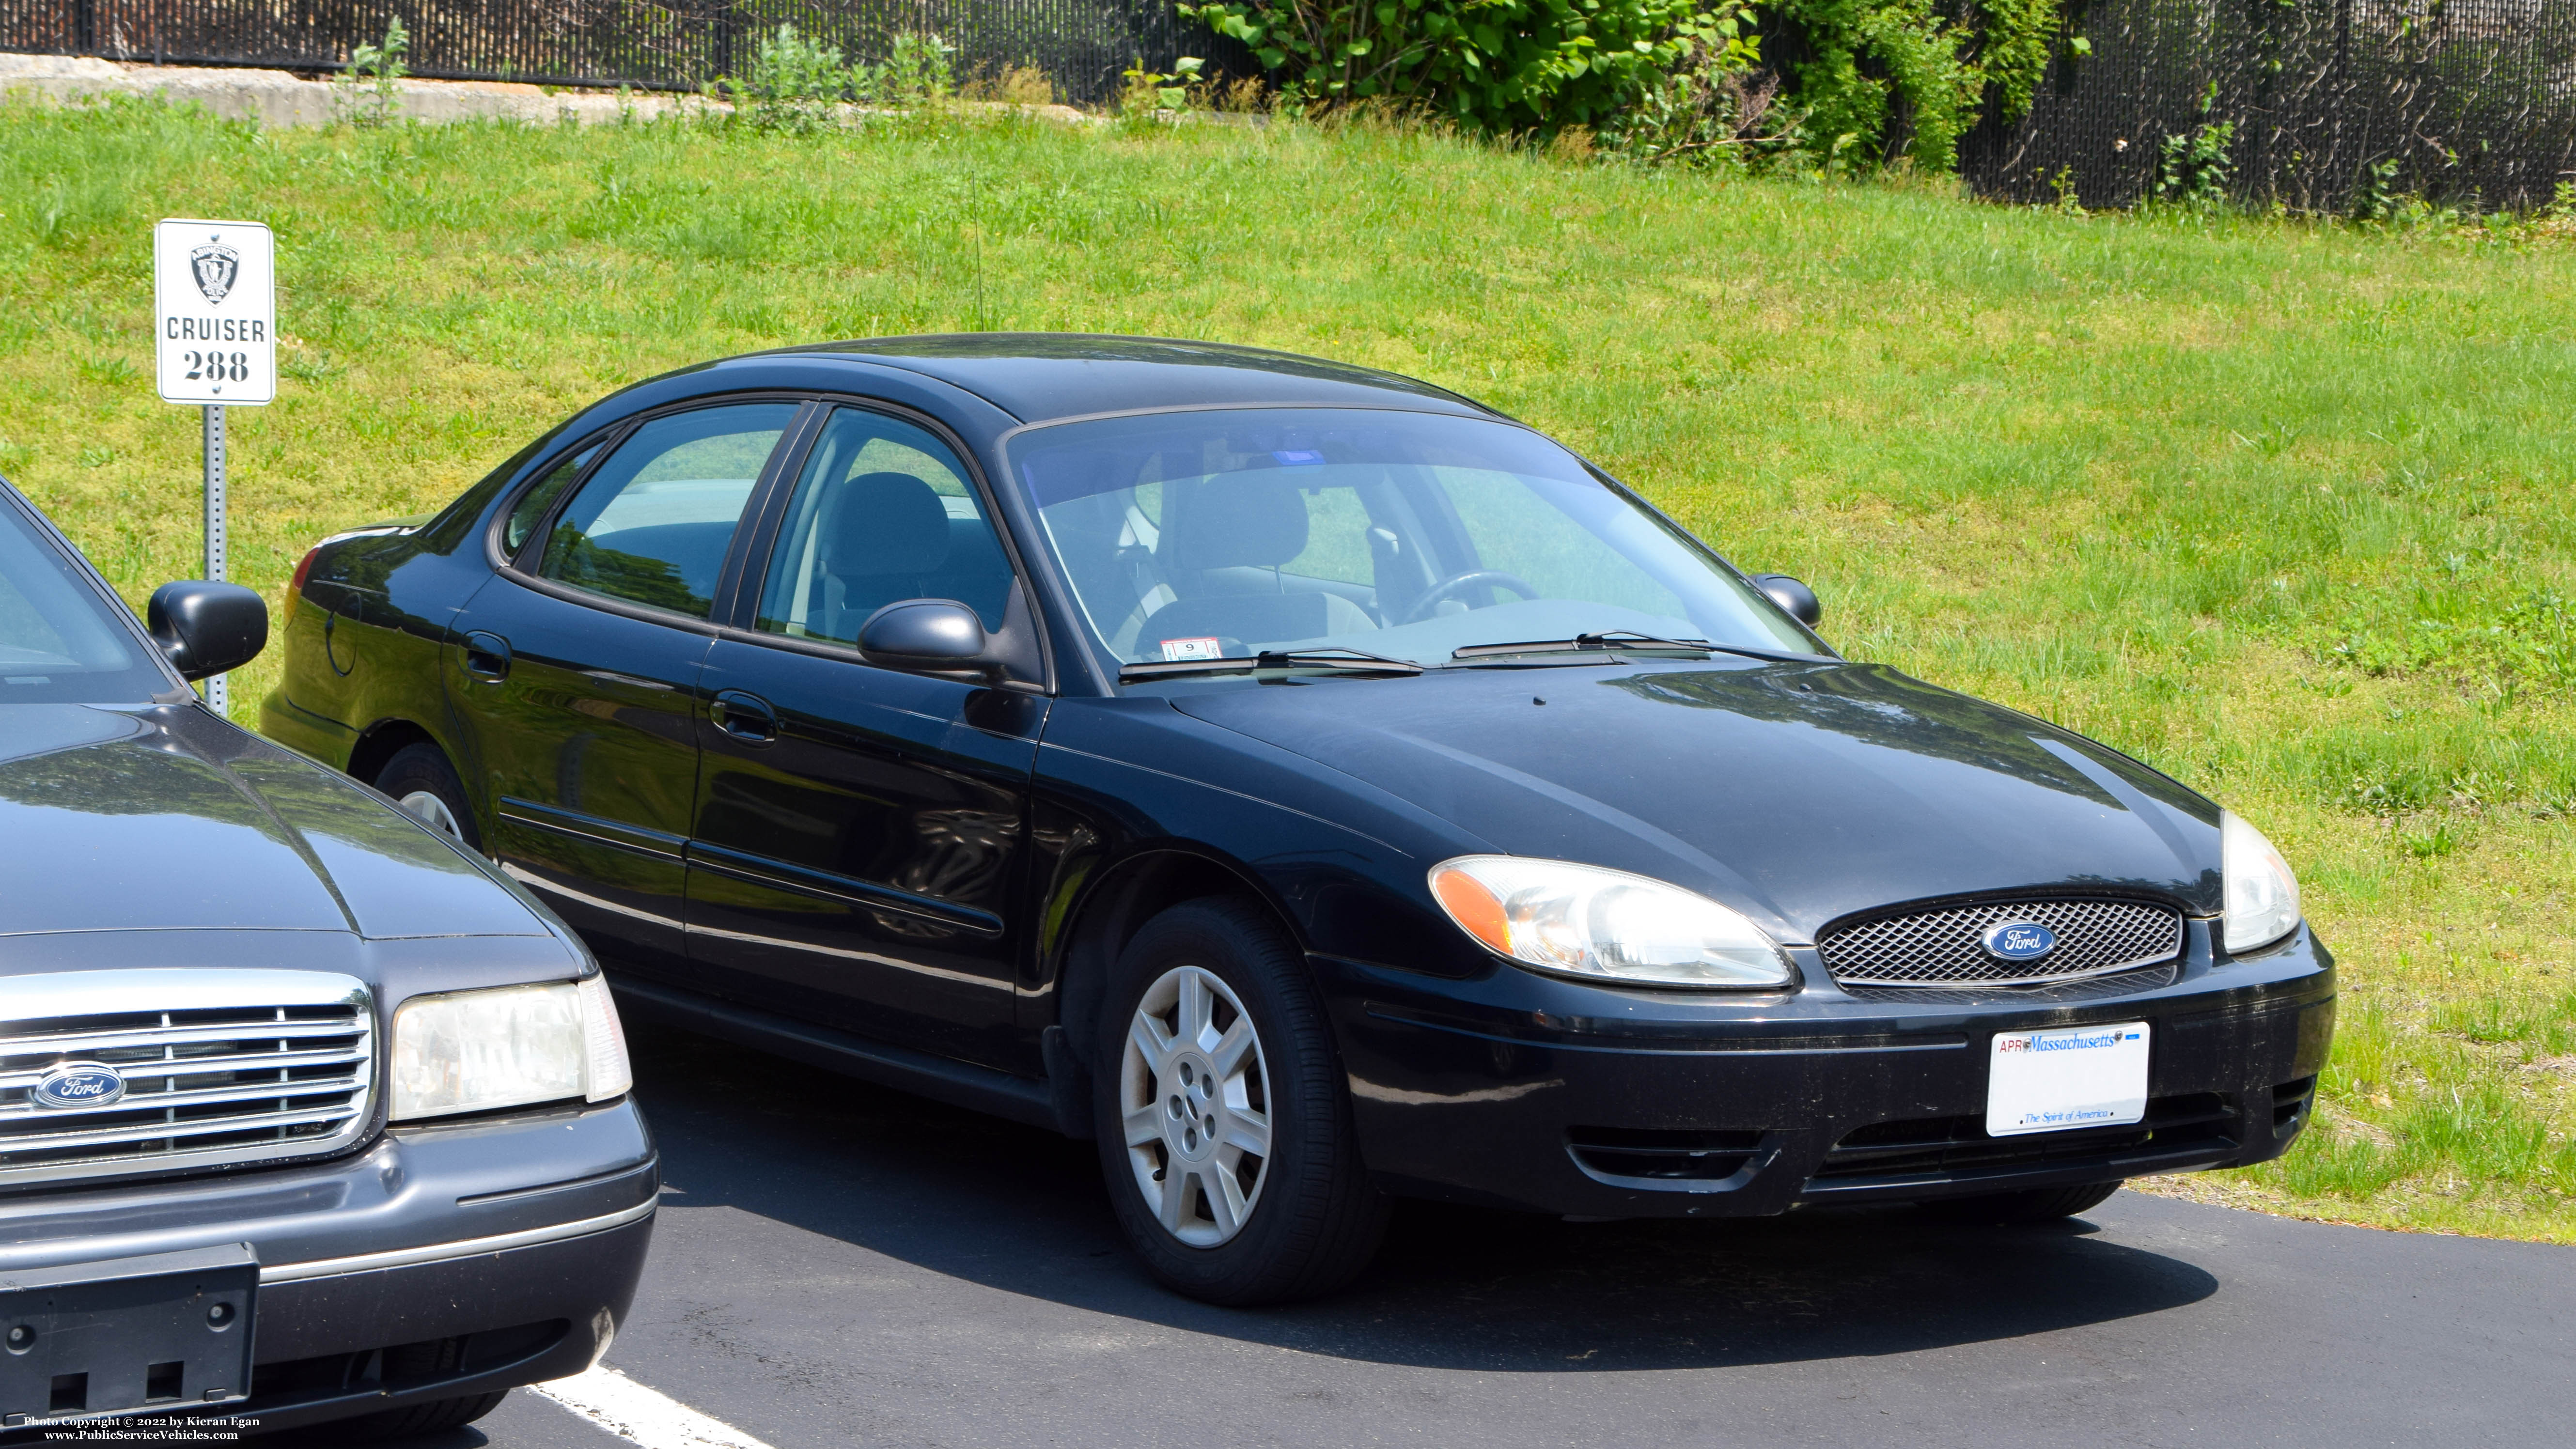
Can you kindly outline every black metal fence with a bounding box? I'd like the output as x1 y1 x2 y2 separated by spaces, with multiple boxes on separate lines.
8 0 2572 210
0 0 1226 105
1961 0 2576 214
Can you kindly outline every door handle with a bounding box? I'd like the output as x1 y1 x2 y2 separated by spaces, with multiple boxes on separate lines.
462 631 511 682
711 690 778 745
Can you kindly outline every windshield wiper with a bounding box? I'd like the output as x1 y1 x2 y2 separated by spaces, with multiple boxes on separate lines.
1120 646 1426 682
1451 631 1717 662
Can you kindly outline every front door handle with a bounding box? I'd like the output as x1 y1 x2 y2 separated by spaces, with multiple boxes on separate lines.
462 631 511 682
710 690 778 745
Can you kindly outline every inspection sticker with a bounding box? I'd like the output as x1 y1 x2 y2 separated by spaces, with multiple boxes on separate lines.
1985 1021 2150 1137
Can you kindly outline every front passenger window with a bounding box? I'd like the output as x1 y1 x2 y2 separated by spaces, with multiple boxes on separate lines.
754 408 1016 644
538 404 797 617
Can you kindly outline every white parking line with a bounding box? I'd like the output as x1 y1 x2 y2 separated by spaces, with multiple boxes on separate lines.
528 1365 779 1449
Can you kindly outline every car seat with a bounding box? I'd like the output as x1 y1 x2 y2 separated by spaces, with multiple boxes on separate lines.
816 471 951 642
1139 477 1375 654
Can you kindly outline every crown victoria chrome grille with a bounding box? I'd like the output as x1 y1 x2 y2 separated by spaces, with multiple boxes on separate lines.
1817 899 2185 988
0 970 375 1188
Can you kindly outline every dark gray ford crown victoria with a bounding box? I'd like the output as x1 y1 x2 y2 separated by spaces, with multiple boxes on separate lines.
0 478 653 1436
269 336 2333 1307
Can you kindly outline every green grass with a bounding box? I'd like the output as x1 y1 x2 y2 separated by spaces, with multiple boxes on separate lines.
4 96 2574 1239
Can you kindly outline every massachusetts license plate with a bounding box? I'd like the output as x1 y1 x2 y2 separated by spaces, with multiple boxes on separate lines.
0 1243 256 1428
1986 1021 2151 1137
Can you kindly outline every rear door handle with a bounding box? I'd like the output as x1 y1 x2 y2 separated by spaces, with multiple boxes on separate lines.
462 631 511 682
711 690 778 744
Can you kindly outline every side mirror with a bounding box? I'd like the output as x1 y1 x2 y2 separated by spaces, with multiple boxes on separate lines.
858 599 1000 680
1751 574 1822 628
148 581 268 681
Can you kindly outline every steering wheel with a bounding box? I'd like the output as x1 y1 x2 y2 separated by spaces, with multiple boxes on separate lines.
1400 570 1541 624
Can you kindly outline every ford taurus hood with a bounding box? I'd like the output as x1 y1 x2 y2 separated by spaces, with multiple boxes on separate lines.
1167 660 2223 942
0 704 550 941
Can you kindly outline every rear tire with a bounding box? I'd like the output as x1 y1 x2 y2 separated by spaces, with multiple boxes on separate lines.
373 741 481 851
1093 897 1388 1305
1918 1180 2123 1225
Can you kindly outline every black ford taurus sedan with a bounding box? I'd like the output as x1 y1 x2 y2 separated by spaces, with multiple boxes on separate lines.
267 336 2330 1305
0 478 652 1433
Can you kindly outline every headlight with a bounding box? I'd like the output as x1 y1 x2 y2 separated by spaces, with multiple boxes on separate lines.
390 975 633 1122
1428 856 1793 989
2220 810 2302 954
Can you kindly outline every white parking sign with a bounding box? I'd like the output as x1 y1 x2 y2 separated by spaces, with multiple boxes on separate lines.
155 219 275 405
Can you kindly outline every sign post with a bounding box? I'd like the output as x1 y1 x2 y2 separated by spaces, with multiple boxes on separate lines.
154 219 276 716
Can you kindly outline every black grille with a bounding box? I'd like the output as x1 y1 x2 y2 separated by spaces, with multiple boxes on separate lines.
1806 1093 2238 1187
1817 899 2184 988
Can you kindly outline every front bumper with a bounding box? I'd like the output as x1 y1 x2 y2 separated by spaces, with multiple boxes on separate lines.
1323 919 2333 1218
0 1097 656 1435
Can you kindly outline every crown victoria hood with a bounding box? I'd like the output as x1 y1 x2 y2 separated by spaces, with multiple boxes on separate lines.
0 703 555 945
1164 658 2225 943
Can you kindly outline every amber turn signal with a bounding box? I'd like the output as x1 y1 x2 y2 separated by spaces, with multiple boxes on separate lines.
1431 866 1512 957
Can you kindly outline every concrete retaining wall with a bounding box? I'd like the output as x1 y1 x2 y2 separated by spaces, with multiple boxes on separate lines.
0 53 1083 127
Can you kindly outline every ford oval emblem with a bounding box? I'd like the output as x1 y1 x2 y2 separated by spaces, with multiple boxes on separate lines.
31 1063 126 1110
1980 921 2059 963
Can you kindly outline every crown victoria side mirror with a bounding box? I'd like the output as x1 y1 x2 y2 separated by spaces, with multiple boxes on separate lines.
148 580 268 681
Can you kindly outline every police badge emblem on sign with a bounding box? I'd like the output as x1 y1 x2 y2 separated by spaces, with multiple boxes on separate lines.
154 218 276 405
189 239 241 304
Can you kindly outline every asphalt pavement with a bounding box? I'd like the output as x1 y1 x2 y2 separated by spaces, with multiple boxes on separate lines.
424 1020 2575 1449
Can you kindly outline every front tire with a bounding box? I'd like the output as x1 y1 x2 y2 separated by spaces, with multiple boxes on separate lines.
326 1336 507 1441
373 741 481 851
330 1389 507 1441
1093 898 1388 1305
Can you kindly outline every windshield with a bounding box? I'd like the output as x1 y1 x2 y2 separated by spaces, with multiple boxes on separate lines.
0 495 169 703
1007 408 1822 675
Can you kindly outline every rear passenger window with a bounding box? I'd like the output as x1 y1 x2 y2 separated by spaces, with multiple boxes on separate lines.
503 442 599 557
538 404 796 618
754 407 1016 643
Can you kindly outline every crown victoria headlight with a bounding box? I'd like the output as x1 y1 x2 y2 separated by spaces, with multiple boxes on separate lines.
2220 810 2303 954
1429 856 1794 989
390 975 633 1122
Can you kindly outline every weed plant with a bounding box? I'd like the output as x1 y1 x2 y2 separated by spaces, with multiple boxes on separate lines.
1 98 2573 1238
332 19 410 129
713 24 956 131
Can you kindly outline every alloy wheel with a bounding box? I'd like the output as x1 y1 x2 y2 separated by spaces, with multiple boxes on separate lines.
1119 964 1273 1247
396 789 465 843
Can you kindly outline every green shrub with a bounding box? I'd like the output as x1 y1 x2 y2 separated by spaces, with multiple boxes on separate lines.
714 25 955 131
1760 0 1976 171
333 17 410 129
1973 0 2063 121
1184 0 2066 174
1121 56 1212 120
872 32 958 104
722 24 852 132
2156 117 2236 209
1182 0 1756 135
1592 20 1784 166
